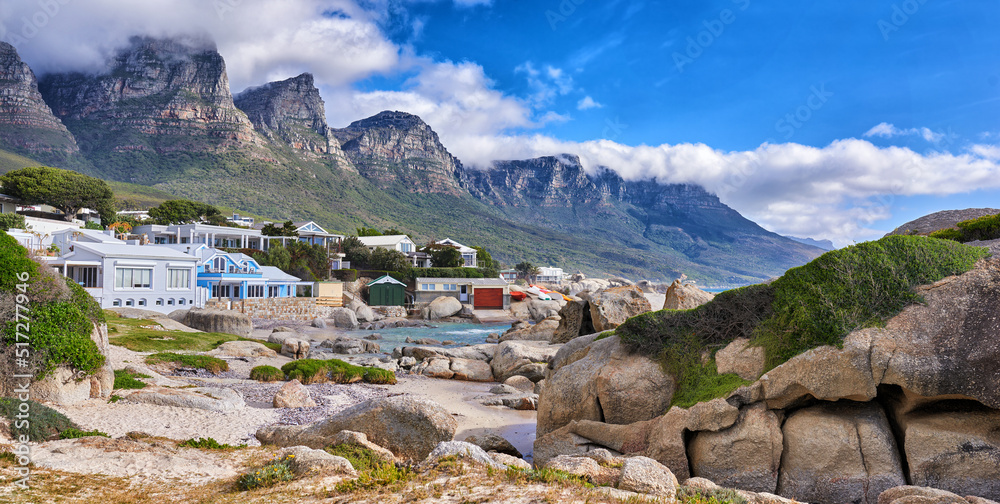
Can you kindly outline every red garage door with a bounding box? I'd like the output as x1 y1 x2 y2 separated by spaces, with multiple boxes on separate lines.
474 288 503 309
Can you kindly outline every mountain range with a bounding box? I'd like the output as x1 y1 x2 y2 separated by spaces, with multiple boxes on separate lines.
0 36 823 285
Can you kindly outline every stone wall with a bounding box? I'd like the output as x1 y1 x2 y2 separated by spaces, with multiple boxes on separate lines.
204 297 319 321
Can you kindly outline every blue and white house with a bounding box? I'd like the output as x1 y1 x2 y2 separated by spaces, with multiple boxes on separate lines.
48 242 203 313
188 246 308 301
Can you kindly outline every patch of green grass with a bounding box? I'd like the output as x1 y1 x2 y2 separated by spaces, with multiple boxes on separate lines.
145 352 229 374
178 437 240 450
594 331 615 341
504 466 594 488
236 455 295 491
59 428 110 439
249 365 285 382
618 235 988 407
327 444 411 492
677 486 748 504
0 399 77 442
113 369 149 390
281 359 396 385
107 316 252 352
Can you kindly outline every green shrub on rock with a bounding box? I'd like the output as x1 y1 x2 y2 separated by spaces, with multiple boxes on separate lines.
236 454 294 491
617 235 988 407
281 359 396 385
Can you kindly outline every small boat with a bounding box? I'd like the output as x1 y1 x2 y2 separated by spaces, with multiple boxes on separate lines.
526 286 552 301
510 291 527 301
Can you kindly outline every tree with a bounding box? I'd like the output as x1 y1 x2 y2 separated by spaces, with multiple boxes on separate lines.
356 227 382 237
0 213 26 231
0 166 116 224
262 220 299 237
382 228 408 237
286 241 331 280
147 199 221 225
342 236 371 268
422 242 463 268
515 262 540 282
369 247 411 272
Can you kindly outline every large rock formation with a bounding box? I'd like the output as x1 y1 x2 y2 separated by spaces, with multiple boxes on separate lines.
662 279 715 310
0 42 79 159
38 36 259 179
233 73 343 156
330 110 465 195
534 257 1000 503
256 396 457 461
181 308 252 337
587 285 652 332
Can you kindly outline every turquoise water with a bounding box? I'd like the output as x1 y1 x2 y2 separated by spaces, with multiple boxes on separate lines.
340 322 512 353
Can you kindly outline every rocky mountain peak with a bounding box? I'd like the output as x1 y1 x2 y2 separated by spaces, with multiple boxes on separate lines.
330 110 464 194
36 36 258 168
0 41 79 158
234 72 333 153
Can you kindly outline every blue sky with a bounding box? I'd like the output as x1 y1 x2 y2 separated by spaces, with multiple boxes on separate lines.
3 0 999 246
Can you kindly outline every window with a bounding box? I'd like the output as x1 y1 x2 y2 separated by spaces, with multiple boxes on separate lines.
178 299 186 305
168 268 190 289
168 299 174 305
154 237 167 244
74 267 98 288
213 257 226 272
115 268 151 289
269 286 280 298
138 299 146 306
125 299 134 306
401 242 412 253
156 299 163 306
112 299 121 307
422 284 436 291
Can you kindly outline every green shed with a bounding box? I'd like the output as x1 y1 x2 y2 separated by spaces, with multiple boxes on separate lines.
368 275 407 306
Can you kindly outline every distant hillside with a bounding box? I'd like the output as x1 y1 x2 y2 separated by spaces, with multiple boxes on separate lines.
0 37 824 285
887 208 1000 236
785 236 835 251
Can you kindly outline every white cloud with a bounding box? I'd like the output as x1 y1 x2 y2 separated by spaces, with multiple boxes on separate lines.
1 0 399 91
577 96 603 110
515 62 574 107
864 122 945 143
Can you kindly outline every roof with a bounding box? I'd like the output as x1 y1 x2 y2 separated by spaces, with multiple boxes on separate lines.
416 277 509 287
358 235 412 247
369 275 407 287
0 193 24 203
437 238 476 253
53 228 123 243
260 266 301 283
71 242 199 261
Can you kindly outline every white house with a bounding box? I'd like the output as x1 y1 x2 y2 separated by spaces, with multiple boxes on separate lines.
437 238 477 268
357 235 417 254
51 228 122 253
537 267 565 284
0 193 23 214
49 242 203 313
133 223 267 250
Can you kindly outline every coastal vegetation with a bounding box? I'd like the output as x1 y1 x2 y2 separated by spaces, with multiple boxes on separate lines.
0 398 77 441
928 213 1000 242
617 235 988 407
144 352 229 374
105 311 280 353
280 359 397 385
0 166 116 224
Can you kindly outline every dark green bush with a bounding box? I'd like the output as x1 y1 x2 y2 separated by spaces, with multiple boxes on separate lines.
0 399 77 441
2 301 106 379
0 213 26 232
249 365 284 382
927 213 1000 243
618 236 988 407
0 230 36 291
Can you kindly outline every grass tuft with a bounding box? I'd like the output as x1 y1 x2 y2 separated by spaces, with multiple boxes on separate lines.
113 369 149 389
328 443 411 493
236 455 295 491
145 352 229 374
249 365 285 382
281 359 396 385
677 485 748 504
178 437 241 450
59 428 110 439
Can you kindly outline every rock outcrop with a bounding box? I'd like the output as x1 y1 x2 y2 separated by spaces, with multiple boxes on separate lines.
256 396 457 461
533 258 1000 503
587 286 652 332
0 42 79 159
423 296 463 320
233 73 338 154
662 279 715 310
181 308 252 337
